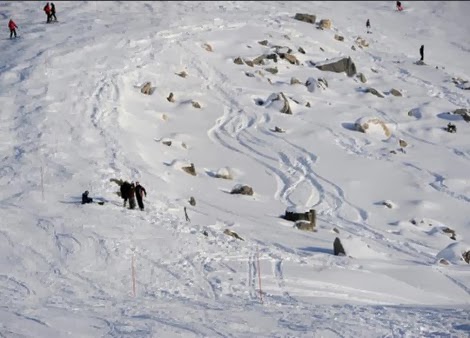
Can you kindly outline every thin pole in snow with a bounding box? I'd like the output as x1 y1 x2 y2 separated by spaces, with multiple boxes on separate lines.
132 253 136 297
257 246 263 304
40 166 44 201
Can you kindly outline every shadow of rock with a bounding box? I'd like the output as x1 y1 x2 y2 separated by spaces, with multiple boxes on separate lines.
437 112 465 121
298 246 334 255
341 122 357 131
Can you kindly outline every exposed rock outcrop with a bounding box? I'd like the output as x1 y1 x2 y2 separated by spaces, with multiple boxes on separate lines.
316 57 356 77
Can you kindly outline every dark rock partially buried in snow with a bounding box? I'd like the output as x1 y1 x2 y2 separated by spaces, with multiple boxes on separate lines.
366 87 385 98
334 34 344 42
294 13 316 24
333 237 346 256
182 163 197 176
316 57 357 77
263 92 293 115
230 184 253 196
358 73 367 83
223 229 244 241
453 108 470 122
140 82 154 95
390 88 403 97
283 208 315 223
233 57 244 65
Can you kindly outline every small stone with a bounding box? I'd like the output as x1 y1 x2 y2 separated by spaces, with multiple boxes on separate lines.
192 101 201 109
203 43 213 52
176 71 188 78
233 57 244 65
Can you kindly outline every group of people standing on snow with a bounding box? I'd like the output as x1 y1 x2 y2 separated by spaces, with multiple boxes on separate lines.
82 181 148 211
43 2 58 24
365 2 425 62
120 181 147 211
7 2 57 39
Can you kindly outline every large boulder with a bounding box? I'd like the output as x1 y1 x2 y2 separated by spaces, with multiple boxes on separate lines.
294 13 316 24
355 117 392 139
316 57 357 77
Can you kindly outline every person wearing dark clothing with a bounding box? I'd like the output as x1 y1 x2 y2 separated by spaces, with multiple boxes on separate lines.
8 19 18 39
396 1 403 11
366 19 371 34
420 45 424 61
120 181 131 207
135 182 147 211
82 190 93 204
50 3 57 21
128 183 136 210
44 2 51 23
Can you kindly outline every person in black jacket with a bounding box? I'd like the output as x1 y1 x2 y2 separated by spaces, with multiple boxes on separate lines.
366 19 371 34
135 181 147 211
50 2 57 22
128 182 136 210
420 45 424 61
120 181 131 207
82 190 93 204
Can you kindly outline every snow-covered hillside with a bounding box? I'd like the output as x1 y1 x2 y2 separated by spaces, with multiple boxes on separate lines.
1 1 469 337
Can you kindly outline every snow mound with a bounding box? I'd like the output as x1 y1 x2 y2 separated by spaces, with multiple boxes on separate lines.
436 242 470 265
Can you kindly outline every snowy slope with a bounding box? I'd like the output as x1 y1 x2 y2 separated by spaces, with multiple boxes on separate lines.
1 1 470 337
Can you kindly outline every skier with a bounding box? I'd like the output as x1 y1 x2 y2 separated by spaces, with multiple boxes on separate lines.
396 1 403 11
135 181 147 211
8 19 18 39
81 190 93 204
50 2 57 22
420 44 424 61
366 19 371 34
43 2 52 23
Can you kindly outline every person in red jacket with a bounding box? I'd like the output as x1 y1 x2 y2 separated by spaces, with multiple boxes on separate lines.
8 19 18 39
44 2 52 23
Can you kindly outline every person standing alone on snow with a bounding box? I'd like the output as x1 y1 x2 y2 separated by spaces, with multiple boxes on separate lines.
396 1 403 11
366 19 371 34
135 182 147 211
420 45 424 61
8 19 18 39
44 2 52 23
50 3 57 22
